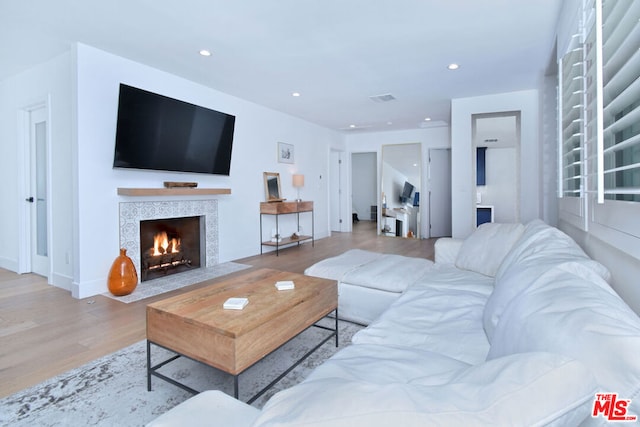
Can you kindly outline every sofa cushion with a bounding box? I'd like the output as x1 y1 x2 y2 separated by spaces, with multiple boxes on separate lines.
455 222 524 277
487 262 640 420
305 343 470 385
252 352 597 427
434 237 463 264
353 266 493 364
340 254 433 292
147 390 260 427
304 249 383 281
483 220 611 340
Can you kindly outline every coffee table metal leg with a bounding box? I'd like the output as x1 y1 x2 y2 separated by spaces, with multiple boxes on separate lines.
335 308 339 347
234 375 239 399
147 340 152 391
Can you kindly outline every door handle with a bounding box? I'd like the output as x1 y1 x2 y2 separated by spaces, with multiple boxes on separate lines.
25 197 34 203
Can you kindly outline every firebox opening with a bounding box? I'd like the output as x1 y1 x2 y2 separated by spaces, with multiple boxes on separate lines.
139 216 203 282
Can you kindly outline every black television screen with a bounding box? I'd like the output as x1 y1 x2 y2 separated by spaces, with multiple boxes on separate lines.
113 84 235 175
400 181 414 203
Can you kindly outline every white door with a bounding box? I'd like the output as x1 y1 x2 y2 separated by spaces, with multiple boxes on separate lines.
429 149 452 238
27 107 50 276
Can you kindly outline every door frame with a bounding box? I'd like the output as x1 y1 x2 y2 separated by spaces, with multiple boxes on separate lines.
17 97 53 278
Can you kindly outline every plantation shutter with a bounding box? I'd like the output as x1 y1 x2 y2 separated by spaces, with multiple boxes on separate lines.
560 37 585 198
587 0 640 203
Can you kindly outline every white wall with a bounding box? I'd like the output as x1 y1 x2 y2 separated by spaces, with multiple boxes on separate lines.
71 43 344 297
451 90 540 239
478 147 518 223
0 43 342 298
0 52 74 290
345 127 450 238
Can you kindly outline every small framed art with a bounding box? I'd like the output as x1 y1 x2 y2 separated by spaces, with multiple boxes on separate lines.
277 142 294 164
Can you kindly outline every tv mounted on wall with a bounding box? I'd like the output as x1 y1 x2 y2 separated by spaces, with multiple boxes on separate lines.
400 181 414 204
113 84 235 175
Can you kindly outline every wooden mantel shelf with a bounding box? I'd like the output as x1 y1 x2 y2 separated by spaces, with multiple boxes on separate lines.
117 188 231 197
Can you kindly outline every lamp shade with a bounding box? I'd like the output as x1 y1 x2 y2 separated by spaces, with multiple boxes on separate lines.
292 174 305 188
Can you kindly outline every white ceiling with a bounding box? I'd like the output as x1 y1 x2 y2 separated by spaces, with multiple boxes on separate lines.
0 0 561 133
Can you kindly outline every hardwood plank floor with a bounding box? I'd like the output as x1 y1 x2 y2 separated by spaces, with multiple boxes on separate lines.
0 221 435 398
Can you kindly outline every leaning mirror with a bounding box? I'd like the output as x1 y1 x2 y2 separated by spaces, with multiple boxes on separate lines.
380 143 422 238
263 172 283 202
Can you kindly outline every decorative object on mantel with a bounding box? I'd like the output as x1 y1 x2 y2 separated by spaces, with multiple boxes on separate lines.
292 174 304 202
108 248 138 296
277 142 294 164
263 172 284 202
163 181 198 188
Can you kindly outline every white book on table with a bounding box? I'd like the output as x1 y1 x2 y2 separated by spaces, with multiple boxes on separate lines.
275 280 295 290
223 297 249 310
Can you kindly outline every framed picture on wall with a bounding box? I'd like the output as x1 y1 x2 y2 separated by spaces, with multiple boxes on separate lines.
277 142 294 164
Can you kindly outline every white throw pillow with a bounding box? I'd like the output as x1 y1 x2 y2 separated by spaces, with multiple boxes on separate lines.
455 223 524 277
252 352 597 427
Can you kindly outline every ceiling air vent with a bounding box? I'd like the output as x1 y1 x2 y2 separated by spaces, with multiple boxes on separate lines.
369 93 396 103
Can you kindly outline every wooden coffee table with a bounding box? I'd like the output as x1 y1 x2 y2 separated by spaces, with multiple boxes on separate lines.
146 268 338 403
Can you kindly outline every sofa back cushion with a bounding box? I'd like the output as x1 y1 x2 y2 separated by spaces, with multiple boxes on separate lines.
487 262 640 420
252 352 597 427
483 220 611 340
454 222 524 277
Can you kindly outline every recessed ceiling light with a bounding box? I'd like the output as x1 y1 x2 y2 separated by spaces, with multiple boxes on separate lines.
199 49 212 57
447 63 459 70
292 92 301 97
387 121 393 125
424 117 432 121
349 124 356 128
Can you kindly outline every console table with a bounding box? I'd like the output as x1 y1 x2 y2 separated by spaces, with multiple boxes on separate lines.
260 201 314 255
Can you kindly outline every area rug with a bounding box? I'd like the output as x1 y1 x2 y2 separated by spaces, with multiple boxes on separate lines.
0 319 362 427
103 262 251 303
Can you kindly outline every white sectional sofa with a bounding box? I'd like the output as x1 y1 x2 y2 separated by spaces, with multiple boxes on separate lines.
303 248 434 325
148 220 640 426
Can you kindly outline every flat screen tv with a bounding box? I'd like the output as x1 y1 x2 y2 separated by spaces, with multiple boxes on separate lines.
113 84 235 175
400 181 414 204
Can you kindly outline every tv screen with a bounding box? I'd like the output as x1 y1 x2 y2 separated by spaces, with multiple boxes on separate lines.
113 84 235 175
400 181 414 203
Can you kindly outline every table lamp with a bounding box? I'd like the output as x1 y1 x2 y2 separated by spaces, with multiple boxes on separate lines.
292 174 304 202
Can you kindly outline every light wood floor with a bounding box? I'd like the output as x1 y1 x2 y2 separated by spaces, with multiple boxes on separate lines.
0 221 435 398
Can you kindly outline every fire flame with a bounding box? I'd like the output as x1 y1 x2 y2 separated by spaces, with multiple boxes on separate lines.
152 231 181 256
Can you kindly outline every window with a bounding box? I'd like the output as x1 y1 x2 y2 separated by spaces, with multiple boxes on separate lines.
559 0 640 252
600 0 640 202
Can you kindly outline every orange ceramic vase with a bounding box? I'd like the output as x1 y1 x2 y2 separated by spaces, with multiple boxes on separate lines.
108 248 138 296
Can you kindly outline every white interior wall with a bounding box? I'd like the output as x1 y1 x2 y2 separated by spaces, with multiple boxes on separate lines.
451 90 540 239
68 43 342 298
0 44 345 298
381 162 406 210
0 52 74 290
478 147 518 223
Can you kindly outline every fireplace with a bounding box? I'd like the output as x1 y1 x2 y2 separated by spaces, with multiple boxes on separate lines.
119 200 219 282
139 216 204 281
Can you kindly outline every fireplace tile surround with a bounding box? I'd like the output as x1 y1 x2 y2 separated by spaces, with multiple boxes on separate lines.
118 200 218 281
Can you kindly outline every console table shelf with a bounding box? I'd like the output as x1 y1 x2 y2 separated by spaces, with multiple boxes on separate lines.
260 201 314 255
117 188 231 196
